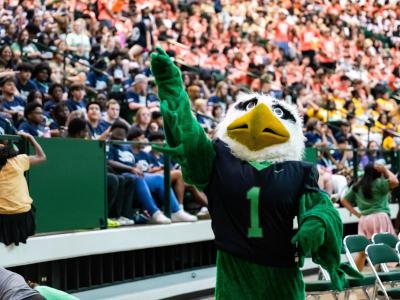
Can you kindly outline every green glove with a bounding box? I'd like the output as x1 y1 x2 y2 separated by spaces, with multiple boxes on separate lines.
150 46 181 82
292 217 325 255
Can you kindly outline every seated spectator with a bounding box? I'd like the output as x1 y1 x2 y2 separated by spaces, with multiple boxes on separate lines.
49 103 69 137
86 59 110 92
107 120 197 223
43 83 65 113
67 117 88 139
27 90 44 105
66 19 91 59
131 107 151 137
105 171 135 227
15 63 37 101
18 103 45 137
208 81 230 112
0 115 16 135
128 127 185 206
360 141 387 168
86 101 110 140
147 131 209 218
32 63 52 95
151 110 164 134
304 118 322 147
194 99 213 133
11 29 41 62
0 132 46 246
0 76 25 124
0 267 45 300
66 84 87 113
103 99 126 127
212 104 224 123
334 120 362 148
0 45 14 70
126 74 159 111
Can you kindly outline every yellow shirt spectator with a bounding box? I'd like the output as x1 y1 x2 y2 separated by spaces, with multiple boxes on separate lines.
0 154 32 214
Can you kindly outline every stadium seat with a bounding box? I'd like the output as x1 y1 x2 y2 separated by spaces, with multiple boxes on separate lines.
366 244 400 299
343 235 376 299
372 233 399 249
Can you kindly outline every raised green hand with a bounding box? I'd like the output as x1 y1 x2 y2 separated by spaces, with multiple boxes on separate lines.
150 46 181 82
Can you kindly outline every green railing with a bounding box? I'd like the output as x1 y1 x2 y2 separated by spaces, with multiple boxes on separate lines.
1 135 399 234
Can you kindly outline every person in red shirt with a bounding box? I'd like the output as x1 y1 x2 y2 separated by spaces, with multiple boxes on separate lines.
299 18 319 69
318 27 338 70
203 48 228 73
273 9 292 57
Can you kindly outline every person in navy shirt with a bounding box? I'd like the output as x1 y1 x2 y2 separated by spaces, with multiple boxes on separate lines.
66 84 87 113
0 115 16 135
18 103 45 137
15 63 37 101
32 63 51 96
44 83 65 112
0 76 26 124
126 74 159 111
49 103 69 137
86 101 110 140
108 121 196 223
86 59 110 92
147 130 209 214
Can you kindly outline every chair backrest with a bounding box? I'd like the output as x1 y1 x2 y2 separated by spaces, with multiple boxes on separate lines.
372 232 399 248
396 241 400 256
366 244 400 265
344 235 371 253
343 235 371 270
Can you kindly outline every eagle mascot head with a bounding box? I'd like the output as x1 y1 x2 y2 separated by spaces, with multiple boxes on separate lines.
216 93 305 163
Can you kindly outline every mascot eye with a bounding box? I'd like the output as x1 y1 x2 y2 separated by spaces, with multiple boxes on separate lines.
273 107 284 117
246 101 256 111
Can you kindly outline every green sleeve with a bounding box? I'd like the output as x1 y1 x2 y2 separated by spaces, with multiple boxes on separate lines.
151 47 216 190
343 187 356 205
375 178 389 195
298 192 362 291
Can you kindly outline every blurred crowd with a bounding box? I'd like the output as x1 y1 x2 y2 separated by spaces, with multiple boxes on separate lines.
0 0 399 218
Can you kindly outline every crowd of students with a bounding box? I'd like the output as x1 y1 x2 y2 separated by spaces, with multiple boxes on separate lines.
0 1 399 227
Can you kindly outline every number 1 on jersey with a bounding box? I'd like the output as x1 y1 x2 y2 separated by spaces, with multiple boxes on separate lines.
247 187 263 238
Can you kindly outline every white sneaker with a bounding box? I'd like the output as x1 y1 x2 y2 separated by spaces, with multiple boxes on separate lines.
150 211 172 224
117 216 135 226
171 210 198 222
197 207 210 220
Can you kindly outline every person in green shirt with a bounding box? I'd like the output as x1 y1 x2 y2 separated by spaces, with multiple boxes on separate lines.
341 163 399 270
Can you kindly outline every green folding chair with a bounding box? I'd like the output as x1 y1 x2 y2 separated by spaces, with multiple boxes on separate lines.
373 233 399 249
343 235 376 299
396 242 400 258
366 244 400 299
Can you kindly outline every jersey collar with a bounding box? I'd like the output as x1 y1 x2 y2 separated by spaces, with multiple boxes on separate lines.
248 160 272 171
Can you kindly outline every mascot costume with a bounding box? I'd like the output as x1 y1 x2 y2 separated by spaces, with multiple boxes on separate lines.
150 47 361 299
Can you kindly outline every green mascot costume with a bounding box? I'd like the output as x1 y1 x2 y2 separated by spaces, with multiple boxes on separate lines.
150 47 361 300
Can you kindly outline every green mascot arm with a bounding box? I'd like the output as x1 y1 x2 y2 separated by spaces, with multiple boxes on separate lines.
292 168 362 291
150 47 216 190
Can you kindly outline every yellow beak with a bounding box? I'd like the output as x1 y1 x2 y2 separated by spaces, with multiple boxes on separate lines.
227 103 290 151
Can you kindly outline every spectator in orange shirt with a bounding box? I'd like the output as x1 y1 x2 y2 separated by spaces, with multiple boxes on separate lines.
273 9 292 57
299 18 320 69
203 48 228 73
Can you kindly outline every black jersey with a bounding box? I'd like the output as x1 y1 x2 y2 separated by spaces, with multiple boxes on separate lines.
204 139 320 267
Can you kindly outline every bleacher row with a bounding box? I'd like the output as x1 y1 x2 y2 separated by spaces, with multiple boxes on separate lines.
308 232 400 300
